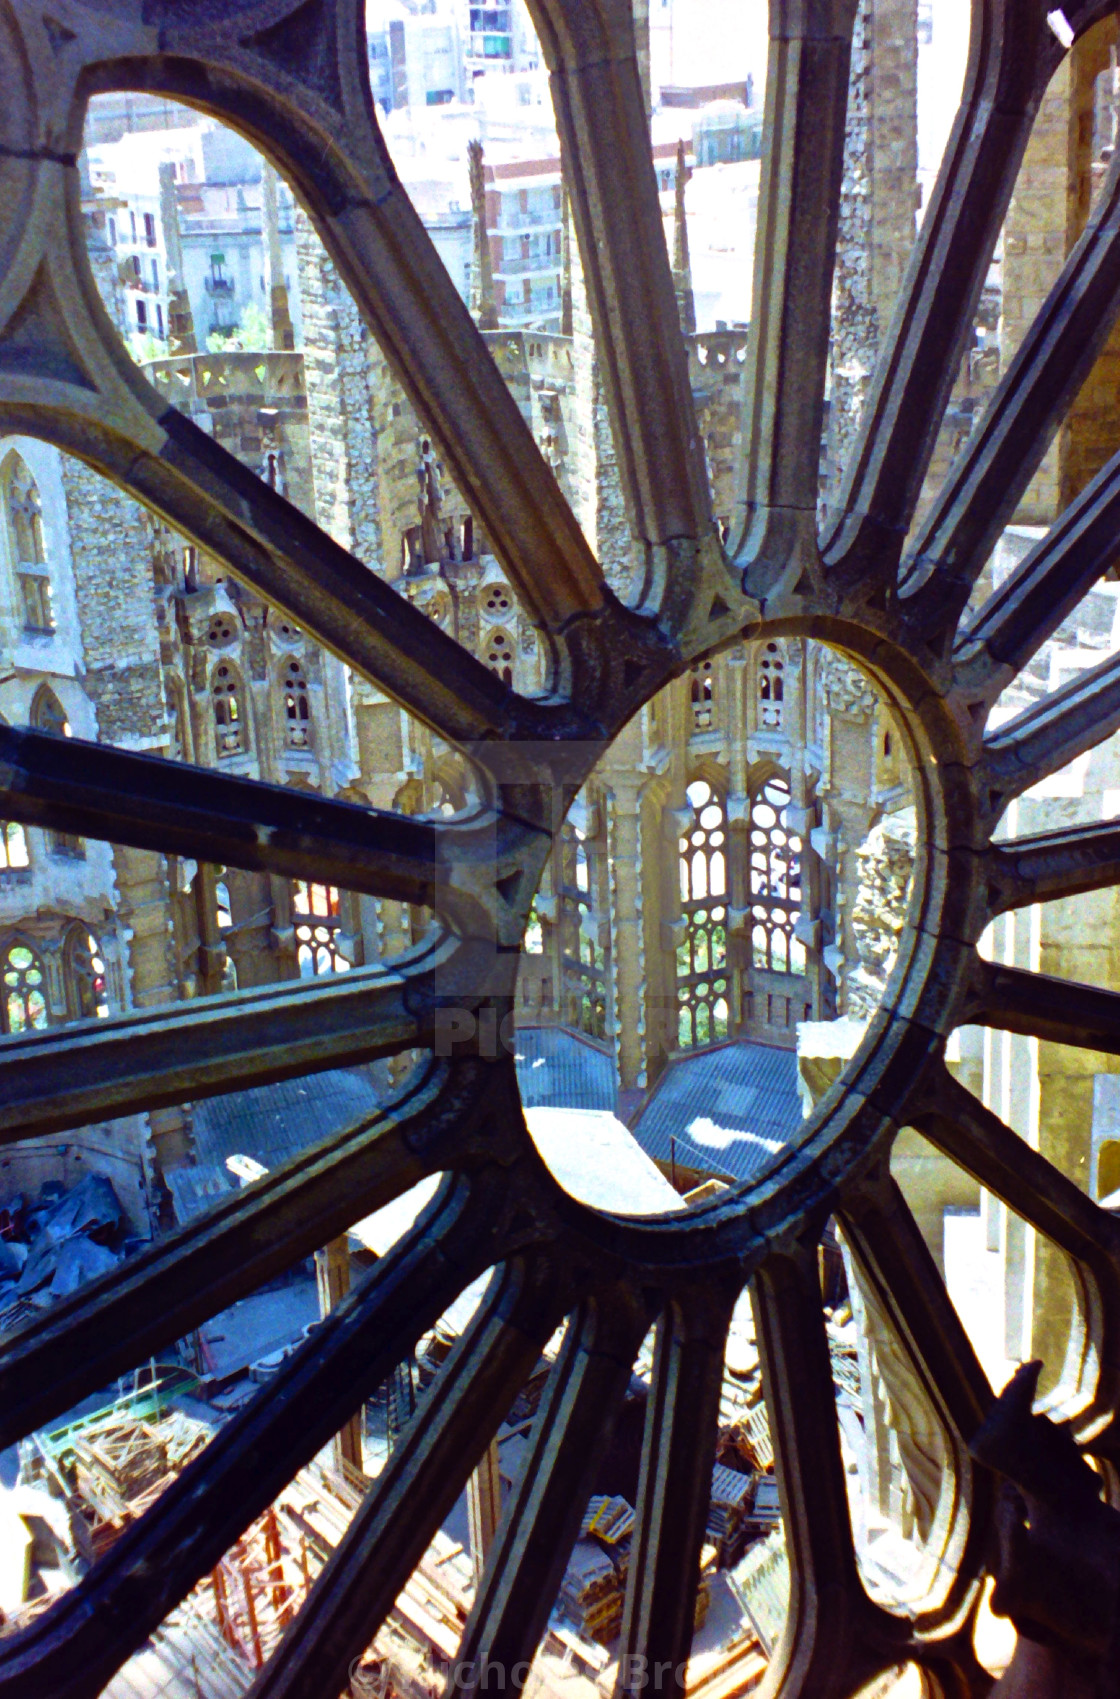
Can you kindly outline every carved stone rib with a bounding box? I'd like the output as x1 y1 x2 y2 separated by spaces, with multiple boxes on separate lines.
957 448 1120 680
456 1287 649 1689
971 956 1120 1053
823 0 1049 579
983 647 1120 800
529 0 714 584
245 1256 567 1699
0 1063 486 1450
616 1285 736 1698
739 0 858 594
988 818 1120 914
0 1179 510 1699
904 143 1120 633
0 951 456 1140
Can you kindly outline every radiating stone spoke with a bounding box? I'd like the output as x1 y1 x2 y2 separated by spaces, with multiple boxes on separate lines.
983 647 1120 801
0 1062 486 1449
970 955 1120 1052
823 0 1049 583
0 726 541 940
913 1067 1120 1437
615 1285 736 1698
957 448 1120 682
738 0 857 595
988 818 1120 913
0 1183 512 1699
904 145 1120 635
246 1256 568 1699
528 0 717 624
751 1244 875 1697
0 948 466 1141
456 1288 648 1690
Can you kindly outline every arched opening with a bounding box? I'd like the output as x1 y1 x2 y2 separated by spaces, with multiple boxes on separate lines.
758 642 784 728
65 926 110 1021
292 881 350 977
2 452 54 634
748 774 803 976
31 690 83 857
0 820 30 874
691 659 714 729
212 662 247 756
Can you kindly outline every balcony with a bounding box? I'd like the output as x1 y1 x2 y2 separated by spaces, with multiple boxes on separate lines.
493 253 561 278
493 209 562 234
204 276 235 296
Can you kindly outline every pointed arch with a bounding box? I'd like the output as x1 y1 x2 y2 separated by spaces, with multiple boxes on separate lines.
63 923 110 1022
0 936 50 1035
282 656 311 749
30 689 83 856
675 777 729 1050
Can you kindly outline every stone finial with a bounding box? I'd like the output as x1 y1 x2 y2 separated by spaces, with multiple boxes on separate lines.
672 140 696 336
158 160 196 355
467 138 498 331
261 163 295 351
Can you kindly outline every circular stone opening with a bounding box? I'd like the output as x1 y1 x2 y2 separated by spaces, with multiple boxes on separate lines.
514 637 915 1216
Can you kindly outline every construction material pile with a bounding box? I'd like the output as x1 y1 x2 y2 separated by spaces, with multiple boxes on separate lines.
559 1496 636 1643
0 1175 131 1329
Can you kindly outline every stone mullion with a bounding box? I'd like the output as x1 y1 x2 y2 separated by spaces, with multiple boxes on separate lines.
608 783 645 1096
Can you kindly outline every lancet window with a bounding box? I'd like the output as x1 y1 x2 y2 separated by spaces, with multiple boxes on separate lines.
32 690 83 857
557 811 608 1040
691 659 714 729
0 821 29 874
748 773 804 975
3 454 54 634
65 926 109 1021
758 642 784 728
212 663 247 756
282 659 311 749
676 778 729 1049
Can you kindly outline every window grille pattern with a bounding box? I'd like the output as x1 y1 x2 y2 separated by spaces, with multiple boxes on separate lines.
748 775 805 976
282 658 311 748
292 881 350 978
677 779 729 1048
212 663 247 756
758 642 783 728
3 452 54 633
1 940 48 1034
2 8 1120 1698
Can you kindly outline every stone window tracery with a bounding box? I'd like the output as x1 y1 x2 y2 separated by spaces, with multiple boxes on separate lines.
748 773 804 975
208 613 238 648
676 778 729 1048
65 926 109 1021
0 821 29 875
1 939 49 1034
292 881 349 977
282 658 311 749
758 642 784 728
3 453 54 634
486 629 514 685
557 813 608 1040
691 659 714 729
482 582 512 619
212 663 247 756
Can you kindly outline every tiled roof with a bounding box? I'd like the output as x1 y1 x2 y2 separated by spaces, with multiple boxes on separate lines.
513 1026 616 1112
631 1042 804 1184
191 1068 382 1170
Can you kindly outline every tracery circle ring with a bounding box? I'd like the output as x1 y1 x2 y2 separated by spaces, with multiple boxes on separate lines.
2 2 1120 1696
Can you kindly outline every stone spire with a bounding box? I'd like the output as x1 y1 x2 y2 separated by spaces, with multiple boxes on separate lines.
261 162 295 351
158 160 196 354
467 138 498 330
672 138 696 335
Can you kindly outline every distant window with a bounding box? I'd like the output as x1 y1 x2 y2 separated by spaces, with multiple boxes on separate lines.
67 927 109 1020
1 940 49 1034
0 822 29 874
292 881 350 977
129 209 137 243
748 774 803 976
143 211 157 247
690 660 713 729
32 690 81 855
676 780 729 1049
282 658 310 749
3 453 55 634
758 641 784 728
212 663 247 756
136 298 147 331
155 302 164 338
108 216 117 245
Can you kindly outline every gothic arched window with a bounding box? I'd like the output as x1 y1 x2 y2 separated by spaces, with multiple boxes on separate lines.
292 881 349 977
31 690 83 857
0 821 29 874
1 939 49 1034
485 630 514 686
748 773 804 975
65 926 109 1021
758 641 784 728
691 659 714 729
2 453 54 634
282 659 311 749
676 779 729 1048
212 663 247 756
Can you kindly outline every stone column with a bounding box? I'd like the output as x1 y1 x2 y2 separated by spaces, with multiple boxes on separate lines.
261 162 295 352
